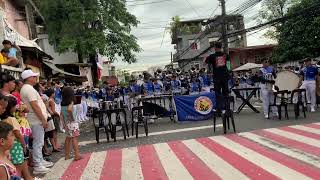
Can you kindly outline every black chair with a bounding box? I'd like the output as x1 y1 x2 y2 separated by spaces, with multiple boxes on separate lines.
268 90 290 120
213 95 236 134
131 106 148 138
107 108 128 142
92 109 110 143
291 89 307 119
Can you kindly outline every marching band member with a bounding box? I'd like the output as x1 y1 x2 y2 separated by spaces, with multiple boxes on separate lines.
153 78 163 95
198 68 211 92
171 74 182 95
258 59 278 119
128 79 142 110
189 76 201 95
142 78 154 96
299 58 319 112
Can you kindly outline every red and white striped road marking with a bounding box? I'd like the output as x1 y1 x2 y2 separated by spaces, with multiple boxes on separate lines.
45 123 320 180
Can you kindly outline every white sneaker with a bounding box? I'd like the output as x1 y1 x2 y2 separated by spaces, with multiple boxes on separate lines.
41 160 54 168
33 166 51 175
264 115 269 119
311 108 316 112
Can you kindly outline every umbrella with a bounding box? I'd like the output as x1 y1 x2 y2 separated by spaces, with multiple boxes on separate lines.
232 63 262 72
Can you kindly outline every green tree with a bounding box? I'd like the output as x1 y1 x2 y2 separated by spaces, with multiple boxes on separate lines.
39 0 141 63
259 0 300 40
273 0 320 63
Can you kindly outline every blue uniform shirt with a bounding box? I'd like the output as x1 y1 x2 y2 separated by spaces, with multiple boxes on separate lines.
190 82 200 92
143 82 154 95
199 75 210 87
171 80 181 91
130 84 141 94
301 66 318 81
154 83 162 93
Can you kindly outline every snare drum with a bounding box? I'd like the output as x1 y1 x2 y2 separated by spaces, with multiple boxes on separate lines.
275 70 301 91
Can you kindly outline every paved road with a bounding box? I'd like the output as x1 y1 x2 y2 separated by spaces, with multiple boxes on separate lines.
45 122 320 180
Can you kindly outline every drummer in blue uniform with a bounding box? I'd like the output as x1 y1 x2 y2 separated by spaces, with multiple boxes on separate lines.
198 68 211 92
258 59 278 119
142 78 154 96
189 76 201 95
171 74 181 95
153 78 162 95
128 79 142 110
299 58 319 112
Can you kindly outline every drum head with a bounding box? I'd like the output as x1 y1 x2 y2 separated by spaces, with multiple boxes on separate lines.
275 70 300 91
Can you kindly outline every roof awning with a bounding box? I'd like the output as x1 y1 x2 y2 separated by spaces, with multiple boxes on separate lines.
3 19 53 59
43 61 85 77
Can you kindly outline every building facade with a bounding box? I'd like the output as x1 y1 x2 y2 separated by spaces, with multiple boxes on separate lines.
172 15 247 71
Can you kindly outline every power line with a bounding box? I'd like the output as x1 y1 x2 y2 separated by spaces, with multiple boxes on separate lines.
184 0 201 18
127 0 174 6
178 1 320 69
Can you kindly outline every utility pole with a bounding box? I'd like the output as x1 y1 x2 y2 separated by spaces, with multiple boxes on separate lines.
220 0 228 54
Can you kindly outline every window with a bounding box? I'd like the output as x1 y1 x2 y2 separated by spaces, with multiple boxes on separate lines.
189 40 200 50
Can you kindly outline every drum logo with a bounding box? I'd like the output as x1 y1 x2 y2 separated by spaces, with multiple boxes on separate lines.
194 96 213 115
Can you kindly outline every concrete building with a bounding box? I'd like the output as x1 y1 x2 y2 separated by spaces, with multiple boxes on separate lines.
0 0 51 79
171 15 247 71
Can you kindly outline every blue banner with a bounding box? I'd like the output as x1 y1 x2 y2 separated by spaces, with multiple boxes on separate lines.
174 92 216 122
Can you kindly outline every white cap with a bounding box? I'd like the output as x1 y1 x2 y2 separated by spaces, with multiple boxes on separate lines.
21 69 39 80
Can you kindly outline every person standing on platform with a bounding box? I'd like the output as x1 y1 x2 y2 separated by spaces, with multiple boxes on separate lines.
205 42 230 113
299 58 319 112
258 59 277 119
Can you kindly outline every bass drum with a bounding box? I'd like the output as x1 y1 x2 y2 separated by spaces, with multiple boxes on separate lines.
275 70 301 91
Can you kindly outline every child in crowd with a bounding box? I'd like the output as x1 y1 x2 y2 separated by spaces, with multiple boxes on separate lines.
44 89 61 151
0 121 21 180
0 96 33 179
61 87 82 161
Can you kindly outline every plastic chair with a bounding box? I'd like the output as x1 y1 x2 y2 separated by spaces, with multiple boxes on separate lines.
268 90 290 120
92 109 110 143
291 89 307 119
107 108 128 142
131 106 148 138
213 95 236 134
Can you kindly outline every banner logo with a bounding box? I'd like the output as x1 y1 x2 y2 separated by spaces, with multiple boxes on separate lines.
194 96 213 115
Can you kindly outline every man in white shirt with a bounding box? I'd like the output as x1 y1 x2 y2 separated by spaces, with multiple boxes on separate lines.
20 69 54 174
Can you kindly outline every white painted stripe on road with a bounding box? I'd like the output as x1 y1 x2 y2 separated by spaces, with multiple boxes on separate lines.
79 124 222 146
45 158 73 179
265 128 320 148
80 151 106 180
154 143 193 180
121 147 144 180
291 125 320 135
183 139 249 180
212 136 311 180
239 132 320 168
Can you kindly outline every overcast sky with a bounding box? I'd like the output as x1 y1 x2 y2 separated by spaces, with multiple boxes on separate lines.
113 0 275 72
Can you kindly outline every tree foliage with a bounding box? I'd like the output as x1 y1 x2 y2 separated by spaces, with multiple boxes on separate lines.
273 0 320 63
259 0 299 40
38 0 141 63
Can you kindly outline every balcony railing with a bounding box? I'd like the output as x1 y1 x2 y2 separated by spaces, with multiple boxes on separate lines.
0 65 23 79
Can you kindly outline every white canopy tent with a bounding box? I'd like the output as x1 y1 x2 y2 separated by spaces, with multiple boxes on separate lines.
232 63 262 72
